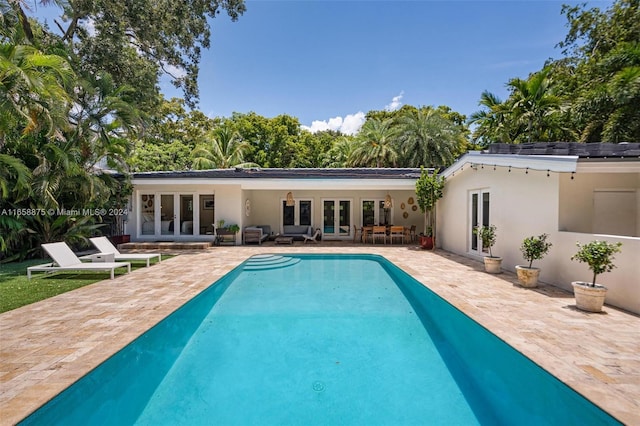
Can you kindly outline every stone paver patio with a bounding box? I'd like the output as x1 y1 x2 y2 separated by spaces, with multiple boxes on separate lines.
1 243 638 424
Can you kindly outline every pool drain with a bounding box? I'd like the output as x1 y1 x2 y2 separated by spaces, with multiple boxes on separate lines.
312 381 325 392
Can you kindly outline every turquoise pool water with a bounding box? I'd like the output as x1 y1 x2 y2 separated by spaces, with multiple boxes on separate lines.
22 254 619 425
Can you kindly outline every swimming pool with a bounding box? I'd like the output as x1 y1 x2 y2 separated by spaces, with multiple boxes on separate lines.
21 254 619 425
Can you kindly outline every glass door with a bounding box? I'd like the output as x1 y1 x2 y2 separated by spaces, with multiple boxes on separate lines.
180 194 194 235
140 194 155 236
160 194 175 236
470 190 490 254
323 199 351 239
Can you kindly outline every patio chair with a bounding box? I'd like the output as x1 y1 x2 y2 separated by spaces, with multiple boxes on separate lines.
389 226 405 244
372 226 387 244
27 242 131 280
84 237 161 267
303 229 321 244
353 225 363 243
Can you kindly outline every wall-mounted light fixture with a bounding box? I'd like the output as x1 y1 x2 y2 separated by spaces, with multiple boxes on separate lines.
286 191 295 206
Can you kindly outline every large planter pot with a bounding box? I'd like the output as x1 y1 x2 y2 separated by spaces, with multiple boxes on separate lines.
515 266 540 288
483 256 502 274
419 235 434 250
572 281 607 312
109 235 130 245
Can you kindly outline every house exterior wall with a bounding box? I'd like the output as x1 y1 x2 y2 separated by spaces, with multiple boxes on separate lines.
438 166 639 315
244 189 422 236
129 183 422 243
552 232 639 314
559 172 639 236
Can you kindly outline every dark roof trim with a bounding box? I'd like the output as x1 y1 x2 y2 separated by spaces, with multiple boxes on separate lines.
133 168 424 180
486 142 640 158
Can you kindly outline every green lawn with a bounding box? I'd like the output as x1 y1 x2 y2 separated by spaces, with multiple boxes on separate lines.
0 256 169 313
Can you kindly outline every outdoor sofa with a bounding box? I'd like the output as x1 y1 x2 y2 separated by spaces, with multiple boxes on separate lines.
282 225 314 241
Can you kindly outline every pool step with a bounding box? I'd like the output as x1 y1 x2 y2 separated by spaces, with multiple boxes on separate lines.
244 255 301 270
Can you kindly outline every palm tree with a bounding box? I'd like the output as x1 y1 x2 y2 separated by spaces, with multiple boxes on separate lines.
0 42 74 139
468 91 517 145
398 108 465 168
348 118 399 167
192 127 253 169
69 71 140 173
507 68 561 143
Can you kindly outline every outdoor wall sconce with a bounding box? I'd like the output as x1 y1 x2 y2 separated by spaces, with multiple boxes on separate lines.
286 191 295 206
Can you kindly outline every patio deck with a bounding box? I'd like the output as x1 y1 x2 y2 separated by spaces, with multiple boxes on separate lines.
1 243 638 424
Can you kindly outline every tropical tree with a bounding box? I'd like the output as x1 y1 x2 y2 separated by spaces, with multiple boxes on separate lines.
551 0 640 142
468 91 518 145
507 68 563 143
192 127 253 169
348 118 399 167
0 40 74 139
17 0 246 108
398 108 466 168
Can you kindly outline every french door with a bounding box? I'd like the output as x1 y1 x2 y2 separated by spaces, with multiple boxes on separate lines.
323 199 351 239
470 190 490 254
138 192 197 238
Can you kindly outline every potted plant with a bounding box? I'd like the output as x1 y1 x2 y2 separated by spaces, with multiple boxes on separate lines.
516 234 552 288
474 225 502 273
415 167 445 250
570 240 622 312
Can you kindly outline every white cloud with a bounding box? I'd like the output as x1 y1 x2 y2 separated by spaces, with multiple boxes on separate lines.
302 112 365 136
340 112 366 135
303 92 404 136
385 91 404 111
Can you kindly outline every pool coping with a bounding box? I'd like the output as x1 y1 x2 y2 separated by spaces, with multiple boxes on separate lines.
1 245 639 424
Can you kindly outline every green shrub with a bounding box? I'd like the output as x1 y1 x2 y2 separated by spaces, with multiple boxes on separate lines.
571 240 622 287
520 233 552 268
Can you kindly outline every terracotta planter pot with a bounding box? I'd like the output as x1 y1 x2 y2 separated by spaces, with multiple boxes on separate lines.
572 281 607 312
515 266 540 288
483 256 502 274
419 235 434 250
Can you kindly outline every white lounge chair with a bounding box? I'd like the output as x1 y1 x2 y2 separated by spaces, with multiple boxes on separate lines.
27 242 131 280
303 229 321 244
83 236 161 267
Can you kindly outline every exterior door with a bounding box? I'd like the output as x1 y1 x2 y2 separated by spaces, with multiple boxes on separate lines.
470 190 490 254
138 192 197 238
323 199 351 239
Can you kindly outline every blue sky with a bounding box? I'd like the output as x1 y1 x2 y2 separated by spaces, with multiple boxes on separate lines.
31 0 610 134
186 0 602 134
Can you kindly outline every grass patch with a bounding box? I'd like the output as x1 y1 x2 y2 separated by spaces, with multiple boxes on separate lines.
0 256 170 313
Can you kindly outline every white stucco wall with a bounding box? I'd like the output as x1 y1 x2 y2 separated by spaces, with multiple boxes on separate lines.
438 166 639 314
559 172 639 236
552 233 639 314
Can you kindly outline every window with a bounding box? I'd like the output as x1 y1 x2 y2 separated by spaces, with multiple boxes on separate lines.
361 199 393 226
282 199 312 227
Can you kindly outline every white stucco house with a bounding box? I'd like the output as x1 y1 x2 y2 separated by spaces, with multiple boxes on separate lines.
127 142 639 314
128 168 424 243
437 143 639 314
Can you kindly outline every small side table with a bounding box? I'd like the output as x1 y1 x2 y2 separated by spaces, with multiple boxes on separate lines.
92 253 115 262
